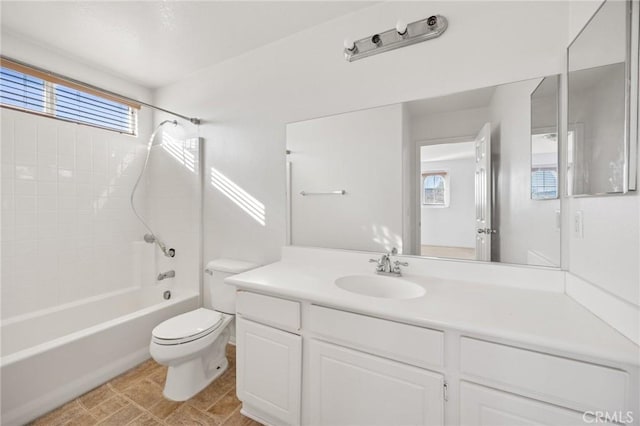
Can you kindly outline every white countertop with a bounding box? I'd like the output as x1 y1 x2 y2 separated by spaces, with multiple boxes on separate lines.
228 257 640 367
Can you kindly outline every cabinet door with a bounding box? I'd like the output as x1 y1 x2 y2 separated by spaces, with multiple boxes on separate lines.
236 316 301 426
308 339 444 426
460 382 616 425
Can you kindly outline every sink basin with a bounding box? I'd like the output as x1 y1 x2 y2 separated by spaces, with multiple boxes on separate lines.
334 275 425 299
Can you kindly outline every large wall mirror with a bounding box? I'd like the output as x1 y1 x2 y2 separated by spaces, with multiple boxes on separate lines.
286 75 561 268
568 0 639 195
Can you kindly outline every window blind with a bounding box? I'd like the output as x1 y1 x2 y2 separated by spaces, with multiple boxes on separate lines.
531 168 558 199
0 58 139 135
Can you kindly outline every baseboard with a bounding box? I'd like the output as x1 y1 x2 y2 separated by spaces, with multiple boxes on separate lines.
2 347 150 426
566 273 640 346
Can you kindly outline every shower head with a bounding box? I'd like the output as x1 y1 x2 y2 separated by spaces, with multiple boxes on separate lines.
160 119 178 127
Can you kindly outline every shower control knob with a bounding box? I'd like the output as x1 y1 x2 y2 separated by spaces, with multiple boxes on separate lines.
167 248 176 257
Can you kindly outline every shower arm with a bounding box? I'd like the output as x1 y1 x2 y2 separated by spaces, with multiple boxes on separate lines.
130 120 177 258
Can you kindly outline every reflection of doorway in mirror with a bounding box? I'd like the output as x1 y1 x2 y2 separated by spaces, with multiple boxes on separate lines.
419 140 477 260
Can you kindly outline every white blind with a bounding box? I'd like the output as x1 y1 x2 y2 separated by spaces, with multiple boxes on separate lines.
0 59 139 135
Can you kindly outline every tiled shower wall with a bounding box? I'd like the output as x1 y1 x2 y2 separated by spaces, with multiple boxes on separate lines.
1 108 149 319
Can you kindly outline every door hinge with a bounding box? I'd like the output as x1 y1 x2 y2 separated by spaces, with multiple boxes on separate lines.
443 381 449 402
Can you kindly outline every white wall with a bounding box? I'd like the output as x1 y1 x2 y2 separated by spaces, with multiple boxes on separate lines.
287 104 404 253
490 80 561 267
154 1 569 266
420 158 475 248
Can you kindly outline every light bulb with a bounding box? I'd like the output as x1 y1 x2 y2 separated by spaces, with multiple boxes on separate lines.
396 19 408 35
343 38 356 51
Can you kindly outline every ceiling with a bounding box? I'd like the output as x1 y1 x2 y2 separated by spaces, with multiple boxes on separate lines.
1 1 374 88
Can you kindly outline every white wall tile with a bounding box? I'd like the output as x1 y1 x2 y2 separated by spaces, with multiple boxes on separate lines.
1 116 14 164
1 111 149 319
36 122 58 155
15 118 37 154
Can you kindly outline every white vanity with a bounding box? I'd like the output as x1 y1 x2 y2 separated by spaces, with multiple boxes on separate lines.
228 247 640 426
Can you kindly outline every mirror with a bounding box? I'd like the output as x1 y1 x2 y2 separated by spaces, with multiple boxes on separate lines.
568 0 638 195
287 75 561 267
531 76 560 200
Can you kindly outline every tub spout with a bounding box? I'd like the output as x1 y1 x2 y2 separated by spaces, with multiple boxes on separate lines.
157 270 175 281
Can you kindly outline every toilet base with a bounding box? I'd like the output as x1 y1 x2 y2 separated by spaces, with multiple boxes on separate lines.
159 320 233 401
163 355 229 401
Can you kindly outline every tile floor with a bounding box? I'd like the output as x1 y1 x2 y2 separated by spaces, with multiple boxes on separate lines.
31 345 261 426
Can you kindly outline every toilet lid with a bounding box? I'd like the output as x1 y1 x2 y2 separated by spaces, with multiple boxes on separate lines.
152 308 223 342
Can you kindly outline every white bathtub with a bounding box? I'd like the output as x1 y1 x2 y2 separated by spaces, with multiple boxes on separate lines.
0 285 199 426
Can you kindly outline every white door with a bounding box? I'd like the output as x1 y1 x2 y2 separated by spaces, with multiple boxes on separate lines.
474 123 492 261
460 382 616 425
236 317 301 426
308 339 444 426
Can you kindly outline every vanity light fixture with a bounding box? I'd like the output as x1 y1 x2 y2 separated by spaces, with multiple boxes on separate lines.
344 15 448 62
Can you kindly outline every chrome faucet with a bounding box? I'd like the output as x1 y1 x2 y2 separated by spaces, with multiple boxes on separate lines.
369 248 408 277
157 270 175 281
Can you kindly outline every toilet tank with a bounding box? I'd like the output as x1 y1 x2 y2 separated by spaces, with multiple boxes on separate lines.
205 259 259 314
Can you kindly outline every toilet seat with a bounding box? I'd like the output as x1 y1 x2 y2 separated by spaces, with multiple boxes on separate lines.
152 308 224 345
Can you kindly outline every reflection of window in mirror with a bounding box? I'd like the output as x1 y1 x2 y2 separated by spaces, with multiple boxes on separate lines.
422 172 449 207
531 131 558 200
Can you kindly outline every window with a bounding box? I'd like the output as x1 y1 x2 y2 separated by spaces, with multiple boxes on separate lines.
0 59 139 135
422 172 448 206
531 168 558 199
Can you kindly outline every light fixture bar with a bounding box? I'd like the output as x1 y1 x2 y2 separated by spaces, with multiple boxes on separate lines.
344 15 448 62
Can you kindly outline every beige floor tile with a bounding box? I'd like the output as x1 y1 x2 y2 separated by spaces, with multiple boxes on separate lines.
78 384 116 410
32 400 86 426
148 398 183 420
89 395 130 422
65 412 98 426
148 367 167 387
122 379 164 410
97 404 143 426
109 359 157 392
187 378 233 412
128 413 163 426
207 388 241 424
165 404 219 426
221 407 262 426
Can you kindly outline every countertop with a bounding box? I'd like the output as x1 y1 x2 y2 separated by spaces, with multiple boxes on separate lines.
227 259 640 367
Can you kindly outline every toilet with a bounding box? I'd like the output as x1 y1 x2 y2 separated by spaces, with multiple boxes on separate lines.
149 259 258 401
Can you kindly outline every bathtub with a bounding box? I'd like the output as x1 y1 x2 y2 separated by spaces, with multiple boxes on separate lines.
0 285 199 426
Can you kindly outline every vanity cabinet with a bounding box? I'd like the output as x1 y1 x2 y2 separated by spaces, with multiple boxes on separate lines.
307 339 444 426
234 290 638 426
236 291 302 426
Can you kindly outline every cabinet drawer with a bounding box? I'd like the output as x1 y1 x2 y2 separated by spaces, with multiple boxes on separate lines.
308 305 444 369
460 337 628 413
236 291 300 332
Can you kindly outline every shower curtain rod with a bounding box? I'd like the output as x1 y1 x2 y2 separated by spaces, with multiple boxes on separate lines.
0 55 201 125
